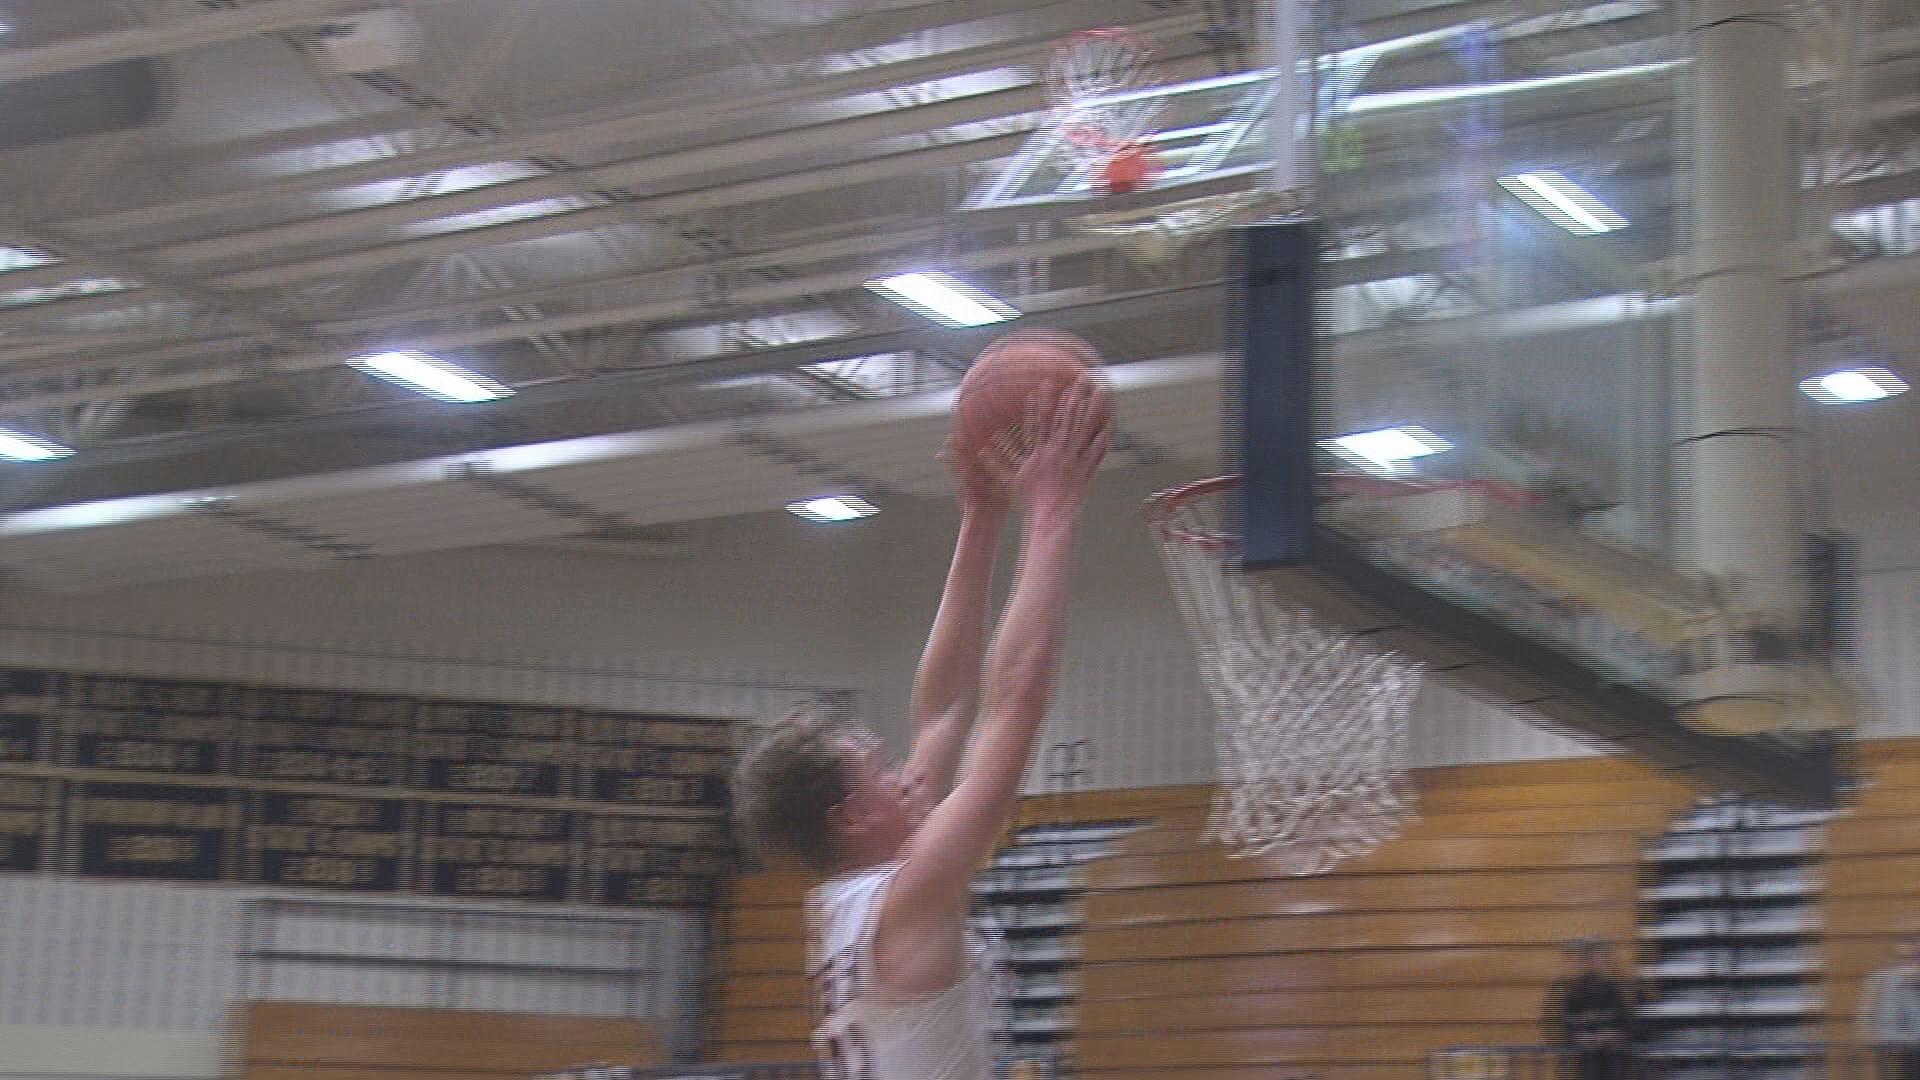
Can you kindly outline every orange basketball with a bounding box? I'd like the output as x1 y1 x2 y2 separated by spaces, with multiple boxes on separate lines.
1101 142 1155 195
952 329 1112 476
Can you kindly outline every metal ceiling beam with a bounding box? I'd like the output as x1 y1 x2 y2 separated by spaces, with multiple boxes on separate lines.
27 243 1920 492
153 85 1049 268
207 129 1033 291
0 287 187 331
30 13 1709 316
0 162 1280 340
13 132 1918 405
1 5 1844 279
318 208 1113 334
0 321 230 367
0 180 1436 399
323 229 943 335
6 16 1918 411
728 0 1104 68
0 216 352 398
467 247 1920 395
0 178 1237 384
0 332 280 385
153 47 1647 277
143 60 1655 290
67 7 1215 239
145 109 433 171
0 228 1130 413
0 0 369 85
7 283 1229 485
1831 169 1920 215
384 172 1308 318
1864 24 1920 66
0 217 1466 418
562 286 1226 392
12 122 1920 396
144 35 1227 274
127 89 1912 303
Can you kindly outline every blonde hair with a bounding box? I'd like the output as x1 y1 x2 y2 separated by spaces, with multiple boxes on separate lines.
731 705 851 874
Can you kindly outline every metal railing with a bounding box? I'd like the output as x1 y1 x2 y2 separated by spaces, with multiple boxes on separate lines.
1432 1043 1913 1080
537 1065 816 1080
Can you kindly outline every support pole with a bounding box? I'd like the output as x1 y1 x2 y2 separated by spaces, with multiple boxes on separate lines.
1267 0 1302 194
1679 0 1806 732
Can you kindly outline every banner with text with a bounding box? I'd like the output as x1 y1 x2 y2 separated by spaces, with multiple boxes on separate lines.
0 667 740 907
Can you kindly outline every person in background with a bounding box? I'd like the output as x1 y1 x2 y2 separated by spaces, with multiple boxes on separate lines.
1859 935 1920 1080
1543 938 1636 1080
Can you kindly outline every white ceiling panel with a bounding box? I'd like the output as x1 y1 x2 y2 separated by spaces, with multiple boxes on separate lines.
282 486 570 555
2 511 334 593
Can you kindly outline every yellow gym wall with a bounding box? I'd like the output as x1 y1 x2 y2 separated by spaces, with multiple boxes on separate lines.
1825 738 1920 1047
710 739 1920 1078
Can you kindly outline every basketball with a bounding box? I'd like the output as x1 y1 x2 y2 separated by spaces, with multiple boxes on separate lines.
952 329 1113 476
1100 141 1155 195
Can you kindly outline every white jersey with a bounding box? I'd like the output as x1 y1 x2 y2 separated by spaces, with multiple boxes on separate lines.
806 864 1001 1080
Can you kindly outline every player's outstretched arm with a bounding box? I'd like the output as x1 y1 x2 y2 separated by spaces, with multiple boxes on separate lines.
875 378 1108 994
900 461 1008 805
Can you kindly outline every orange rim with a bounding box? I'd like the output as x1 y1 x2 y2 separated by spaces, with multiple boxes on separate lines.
1145 473 1541 551
1143 474 1240 551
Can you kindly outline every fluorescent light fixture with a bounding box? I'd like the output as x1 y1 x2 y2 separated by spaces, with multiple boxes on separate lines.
1346 61 1682 115
0 492 179 536
0 429 74 463
1498 170 1627 236
1322 425 1453 472
409 198 591 238
1800 366 1909 404
0 276 134 309
866 272 1017 328
0 246 53 271
348 350 512 403
787 495 879 523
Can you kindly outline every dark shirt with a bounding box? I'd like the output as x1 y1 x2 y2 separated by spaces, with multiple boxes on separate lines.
1550 973 1634 1045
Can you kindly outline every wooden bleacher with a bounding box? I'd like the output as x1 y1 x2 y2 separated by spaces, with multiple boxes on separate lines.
1823 739 1920 1045
1076 757 1683 1080
231 1002 658 1080
706 741 1920 1078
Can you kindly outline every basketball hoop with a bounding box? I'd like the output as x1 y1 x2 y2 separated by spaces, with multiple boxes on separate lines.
1146 475 1424 873
1045 28 1166 175
1068 187 1312 265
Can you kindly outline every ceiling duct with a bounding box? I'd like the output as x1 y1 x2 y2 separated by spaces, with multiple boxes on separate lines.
0 59 170 150
309 9 421 75
528 522 704 560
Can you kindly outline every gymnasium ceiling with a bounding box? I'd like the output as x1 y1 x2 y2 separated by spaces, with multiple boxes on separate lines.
0 0 1918 592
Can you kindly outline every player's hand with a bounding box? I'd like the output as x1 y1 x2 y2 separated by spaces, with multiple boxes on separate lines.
944 434 1010 516
1013 375 1110 516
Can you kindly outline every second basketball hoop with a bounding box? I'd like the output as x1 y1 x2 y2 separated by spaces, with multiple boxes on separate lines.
1046 27 1165 194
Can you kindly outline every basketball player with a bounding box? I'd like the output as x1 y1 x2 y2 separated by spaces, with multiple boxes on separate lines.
732 375 1110 1080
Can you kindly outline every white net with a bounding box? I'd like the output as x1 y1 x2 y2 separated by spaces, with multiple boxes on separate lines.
1147 476 1424 873
1044 28 1166 169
